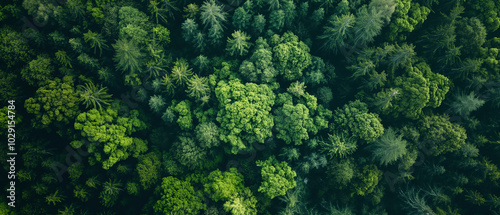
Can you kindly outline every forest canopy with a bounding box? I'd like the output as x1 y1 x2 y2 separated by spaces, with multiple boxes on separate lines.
1 0 500 214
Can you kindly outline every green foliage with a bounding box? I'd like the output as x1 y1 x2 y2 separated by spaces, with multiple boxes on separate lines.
55 50 72 68
170 58 193 86
21 55 54 86
204 168 245 202
136 152 161 190
464 0 500 32
256 156 297 199
0 27 32 68
239 37 278 83
154 176 206 214
449 91 485 117
226 30 251 56
350 164 383 196
170 100 193 130
274 102 316 145
113 38 144 75
331 100 384 143
370 127 407 166
45 190 64 206
399 187 435 215
272 32 312 81
319 13 355 53
327 159 355 188
99 179 122 207
83 30 107 56
200 0 227 45
223 189 258 215
78 82 112 110
320 134 357 159
73 107 148 169
232 6 252 30
419 115 467 156
386 1 430 41
173 136 206 169
25 76 80 128
149 95 166 113
186 75 210 99
195 121 220 148
215 79 275 154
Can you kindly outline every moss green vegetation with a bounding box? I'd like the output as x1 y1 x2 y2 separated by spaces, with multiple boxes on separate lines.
1 0 500 214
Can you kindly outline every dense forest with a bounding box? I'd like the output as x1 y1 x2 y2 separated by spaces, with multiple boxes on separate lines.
1 0 500 214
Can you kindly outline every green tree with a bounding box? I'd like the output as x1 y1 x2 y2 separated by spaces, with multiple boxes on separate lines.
386 0 430 41
99 179 122 207
239 37 278 83
170 100 193 130
195 122 220 148
45 190 64 206
186 75 210 99
21 55 54 86
256 156 297 199
173 136 206 169
200 0 227 45
326 159 355 188
320 134 357 159
331 100 384 143
252 14 266 35
350 164 383 196
73 107 148 169
83 30 107 56
25 76 80 128
182 18 200 42
0 27 33 68
272 32 312 81
113 38 144 74
449 91 485 117
204 168 245 202
170 58 193 86
55 50 72 68
154 176 206 214
318 13 355 53
215 79 275 154
149 95 166 113
226 30 251 56
78 82 112 110
232 7 252 30
419 115 467 156
464 0 500 32
223 189 258 215
136 152 161 190
369 127 407 166
183 3 199 19
274 102 316 145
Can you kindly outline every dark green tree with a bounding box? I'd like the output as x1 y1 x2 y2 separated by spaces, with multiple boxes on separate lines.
113 38 144 74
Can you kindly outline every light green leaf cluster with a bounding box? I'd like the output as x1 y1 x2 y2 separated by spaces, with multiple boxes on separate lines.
154 176 206 214
25 76 80 128
256 156 297 199
215 79 275 154
73 107 148 169
331 100 384 143
272 32 312 81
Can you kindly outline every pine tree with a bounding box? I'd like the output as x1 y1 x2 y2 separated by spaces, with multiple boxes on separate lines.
319 13 356 53
226 30 251 56
370 127 407 166
78 82 112 110
186 74 210 99
113 39 144 74
83 30 107 56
